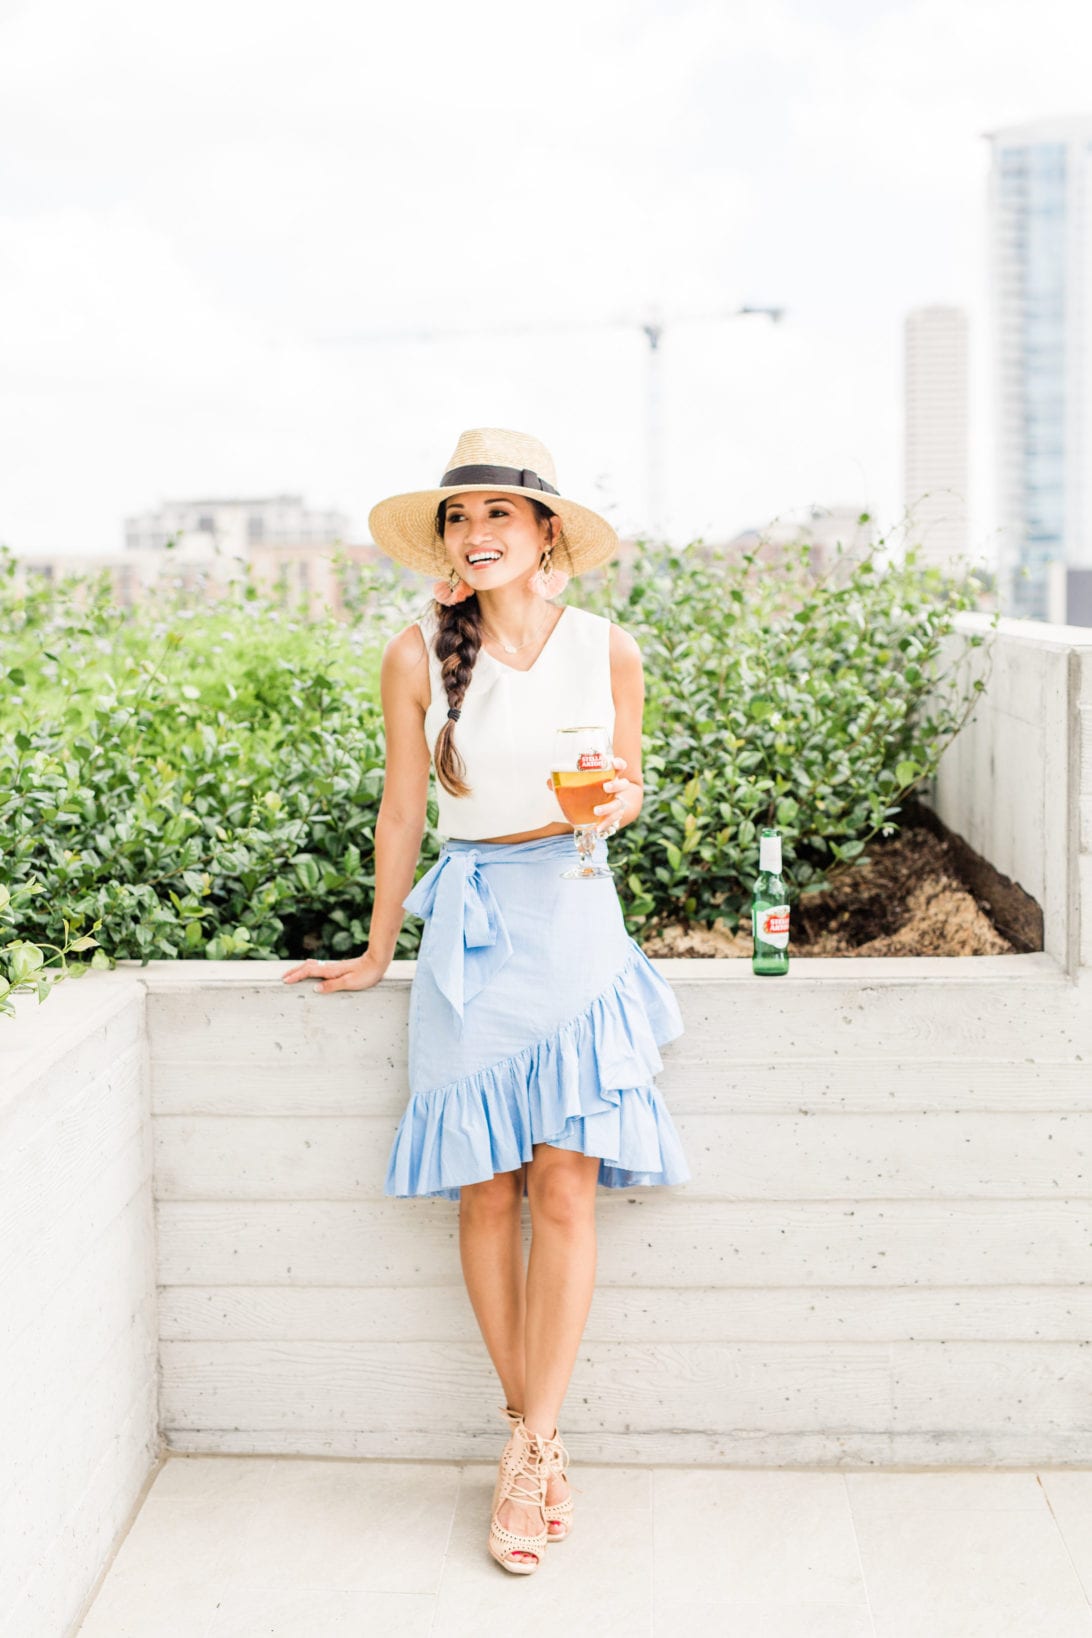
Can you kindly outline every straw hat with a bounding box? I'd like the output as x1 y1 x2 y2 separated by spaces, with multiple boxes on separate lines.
368 428 620 577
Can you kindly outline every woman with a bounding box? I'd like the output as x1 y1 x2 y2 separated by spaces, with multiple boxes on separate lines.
283 428 690 1575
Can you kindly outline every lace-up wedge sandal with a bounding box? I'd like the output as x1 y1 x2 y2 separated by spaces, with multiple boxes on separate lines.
488 1416 549 1574
500 1404 575 1542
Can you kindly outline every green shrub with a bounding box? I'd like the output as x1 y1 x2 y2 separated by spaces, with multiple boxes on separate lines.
0 528 987 1013
569 529 989 931
0 547 427 1014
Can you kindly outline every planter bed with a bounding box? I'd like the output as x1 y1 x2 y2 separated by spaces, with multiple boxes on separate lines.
642 814 1042 960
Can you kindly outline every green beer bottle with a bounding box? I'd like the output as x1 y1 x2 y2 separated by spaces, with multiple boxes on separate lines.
752 827 790 975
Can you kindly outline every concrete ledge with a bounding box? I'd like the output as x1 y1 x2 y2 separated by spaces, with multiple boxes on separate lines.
117 950 1068 986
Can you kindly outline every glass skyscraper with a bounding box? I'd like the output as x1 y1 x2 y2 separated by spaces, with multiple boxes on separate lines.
988 117 1092 621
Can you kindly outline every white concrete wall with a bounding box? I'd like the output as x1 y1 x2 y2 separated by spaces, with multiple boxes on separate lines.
140 949 1092 1468
0 978 159 1638
932 615 1092 973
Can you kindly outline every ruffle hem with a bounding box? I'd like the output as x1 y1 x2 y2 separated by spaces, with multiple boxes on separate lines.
384 943 689 1200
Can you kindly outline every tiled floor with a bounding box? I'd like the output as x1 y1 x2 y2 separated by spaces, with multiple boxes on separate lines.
75 1458 1092 1637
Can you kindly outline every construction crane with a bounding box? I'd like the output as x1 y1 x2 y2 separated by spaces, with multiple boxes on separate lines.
316 303 785 533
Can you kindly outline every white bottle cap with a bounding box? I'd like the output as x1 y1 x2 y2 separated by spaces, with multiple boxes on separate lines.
759 832 782 873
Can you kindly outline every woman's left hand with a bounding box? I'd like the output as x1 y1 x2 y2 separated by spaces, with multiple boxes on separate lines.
593 755 632 837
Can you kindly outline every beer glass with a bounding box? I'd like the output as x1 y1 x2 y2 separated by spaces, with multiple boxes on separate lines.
550 725 615 879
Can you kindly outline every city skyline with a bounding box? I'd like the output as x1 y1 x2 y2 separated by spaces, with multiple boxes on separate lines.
3 1 1092 569
989 115 1092 620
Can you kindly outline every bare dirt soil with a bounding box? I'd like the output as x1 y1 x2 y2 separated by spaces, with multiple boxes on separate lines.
640 827 1033 959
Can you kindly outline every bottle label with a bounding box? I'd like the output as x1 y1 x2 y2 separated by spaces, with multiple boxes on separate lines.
757 904 790 950
759 835 782 873
577 750 606 771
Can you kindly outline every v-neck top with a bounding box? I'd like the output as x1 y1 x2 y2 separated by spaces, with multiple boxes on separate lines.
417 602 616 839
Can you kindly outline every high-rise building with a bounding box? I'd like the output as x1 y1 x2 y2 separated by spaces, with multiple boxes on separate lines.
987 116 1092 621
124 495 349 555
13 494 369 615
903 306 969 570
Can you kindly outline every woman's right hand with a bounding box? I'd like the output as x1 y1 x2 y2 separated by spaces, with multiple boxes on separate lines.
281 951 387 993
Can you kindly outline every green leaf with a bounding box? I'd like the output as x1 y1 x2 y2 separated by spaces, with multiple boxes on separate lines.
8 942 45 983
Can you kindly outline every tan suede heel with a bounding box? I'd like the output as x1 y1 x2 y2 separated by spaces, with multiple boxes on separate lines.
500 1403 575 1542
489 1415 548 1574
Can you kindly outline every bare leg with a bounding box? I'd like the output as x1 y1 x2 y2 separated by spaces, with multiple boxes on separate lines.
458 1166 527 1414
523 1144 600 1432
502 1144 600 1554
460 1165 538 1565
461 1150 599 1563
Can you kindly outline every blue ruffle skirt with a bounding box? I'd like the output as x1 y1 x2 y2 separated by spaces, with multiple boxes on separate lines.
384 832 690 1200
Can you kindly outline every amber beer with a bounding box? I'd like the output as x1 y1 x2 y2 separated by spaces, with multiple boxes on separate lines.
550 752 613 827
552 725 616 880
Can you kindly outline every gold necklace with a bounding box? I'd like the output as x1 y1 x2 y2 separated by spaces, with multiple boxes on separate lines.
480 606 554 655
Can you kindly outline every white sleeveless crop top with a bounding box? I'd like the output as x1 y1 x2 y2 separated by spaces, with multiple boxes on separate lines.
417 603 616 839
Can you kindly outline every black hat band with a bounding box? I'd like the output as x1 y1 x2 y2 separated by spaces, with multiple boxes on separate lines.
440 464 560 497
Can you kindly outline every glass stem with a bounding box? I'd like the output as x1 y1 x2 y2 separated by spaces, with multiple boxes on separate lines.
575 824 598 871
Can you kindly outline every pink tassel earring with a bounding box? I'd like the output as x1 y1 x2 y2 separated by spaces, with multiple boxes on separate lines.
529 550 569 599
433 568 476 605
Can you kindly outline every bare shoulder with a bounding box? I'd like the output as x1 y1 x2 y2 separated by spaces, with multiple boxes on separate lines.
383 619 429 670
381 619 430 710
607 619 643 670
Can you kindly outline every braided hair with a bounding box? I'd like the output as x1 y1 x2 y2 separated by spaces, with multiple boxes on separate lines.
431 495 565 798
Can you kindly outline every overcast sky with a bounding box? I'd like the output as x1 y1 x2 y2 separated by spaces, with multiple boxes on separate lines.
2 0 1090 562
